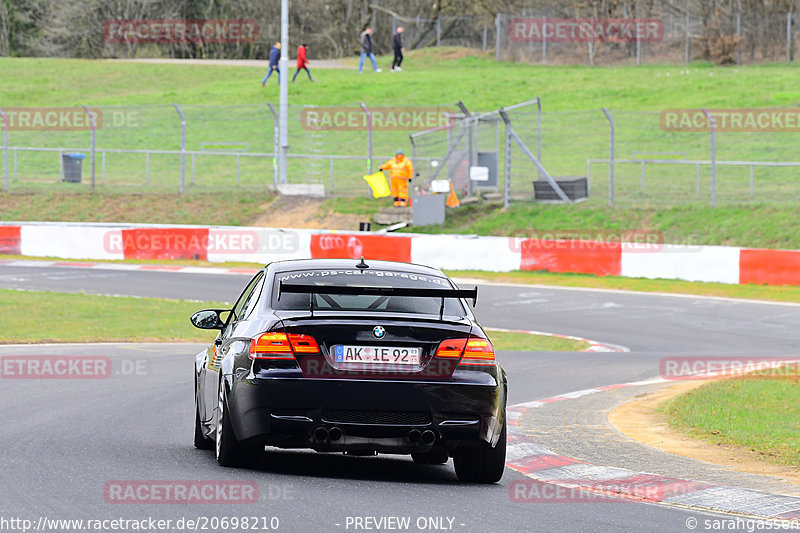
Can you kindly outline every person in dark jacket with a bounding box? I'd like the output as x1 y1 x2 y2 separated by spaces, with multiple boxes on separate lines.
391 27 404 72
261 42 281 86
292 43 314 82
358 27 381 73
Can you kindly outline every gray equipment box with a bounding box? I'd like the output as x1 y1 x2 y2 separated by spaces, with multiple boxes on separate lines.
412 193 446 226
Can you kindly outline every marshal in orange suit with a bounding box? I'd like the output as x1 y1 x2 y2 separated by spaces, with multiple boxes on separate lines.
380 150 414 207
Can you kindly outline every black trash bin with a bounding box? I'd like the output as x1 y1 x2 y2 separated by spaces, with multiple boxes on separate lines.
62 153 86 183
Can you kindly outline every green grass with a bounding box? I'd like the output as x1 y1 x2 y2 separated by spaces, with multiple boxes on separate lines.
486 329 589 351
446 270 800 303
3 52 800 196
404 201 800 249
659 372 800 466
0 289 222 343
0 288 583 351
0 191 272 225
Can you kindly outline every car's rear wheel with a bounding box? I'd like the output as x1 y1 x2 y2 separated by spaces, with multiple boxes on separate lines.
193 392 214 450
411 446 449 465
216 379 261 467
453 419 506 483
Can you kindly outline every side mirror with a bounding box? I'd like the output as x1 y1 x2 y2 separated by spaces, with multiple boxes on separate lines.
190 309 231 330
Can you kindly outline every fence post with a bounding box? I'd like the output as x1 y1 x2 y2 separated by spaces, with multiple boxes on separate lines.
602 108 615 207
701 108 716 206
82 105 97 193
266 103 280 187
436 17 441 46
360 102 373 173
636 2 642 66
536 98 542 181
457 101 473 197
482 22 487 51
0 108 8 192
542 15 547 63
788 11 793 63
503 115 511 209
684 11 690 64
736 12 741 65
173 103 186 194
495 14 501 62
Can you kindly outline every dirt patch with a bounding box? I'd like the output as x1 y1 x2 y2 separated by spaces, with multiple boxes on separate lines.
251 196 365 230
609 381 800 489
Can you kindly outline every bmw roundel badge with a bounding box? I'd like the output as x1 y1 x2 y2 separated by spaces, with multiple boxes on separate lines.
372 326 386 339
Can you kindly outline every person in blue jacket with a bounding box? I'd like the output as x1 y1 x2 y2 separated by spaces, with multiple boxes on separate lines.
262 42 282 86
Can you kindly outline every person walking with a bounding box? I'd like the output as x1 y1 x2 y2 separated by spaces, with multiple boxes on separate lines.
292 43 314 82
261 42 281 86
358 27 381 73
391 27 404 72
380 150 414 207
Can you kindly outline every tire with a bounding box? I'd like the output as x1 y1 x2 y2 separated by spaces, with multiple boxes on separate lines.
411 446 449 465
453 419 506 483
193 395 214 450
215 379 261 467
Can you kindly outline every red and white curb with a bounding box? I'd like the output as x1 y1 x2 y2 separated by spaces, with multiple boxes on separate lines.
505 378 800 520
0 259 259 276
486 327 628 353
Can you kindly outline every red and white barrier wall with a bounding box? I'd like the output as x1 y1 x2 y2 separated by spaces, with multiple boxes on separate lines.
1 222 799 286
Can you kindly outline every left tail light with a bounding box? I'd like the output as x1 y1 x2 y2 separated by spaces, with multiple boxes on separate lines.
249 332 320 359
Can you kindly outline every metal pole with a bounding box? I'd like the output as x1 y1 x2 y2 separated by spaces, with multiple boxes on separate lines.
457 101 473 197
788 11 793 63
736 13 741 65
685 10 690 64
82 105 96 193
278 0 289 185
360 102 373 173
266 103 279 187
702 108 716 206
482 22 487 51
0 108 8 192
636 2 642 66
503 118 511 208
495 14 501 62
542 16 547 63
536 98 542 181
436 18 441 46
602 108 615 206
173 103 186 193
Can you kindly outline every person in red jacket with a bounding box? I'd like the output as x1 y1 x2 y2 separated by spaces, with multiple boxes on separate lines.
292 43 315 83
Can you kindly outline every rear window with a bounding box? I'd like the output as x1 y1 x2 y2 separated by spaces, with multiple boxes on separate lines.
274 269 466 316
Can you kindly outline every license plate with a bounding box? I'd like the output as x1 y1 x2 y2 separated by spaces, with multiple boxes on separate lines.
333 345 420 365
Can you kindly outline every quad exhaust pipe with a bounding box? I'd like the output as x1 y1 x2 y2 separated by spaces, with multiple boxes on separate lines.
408 429 437 445
313 426 343 442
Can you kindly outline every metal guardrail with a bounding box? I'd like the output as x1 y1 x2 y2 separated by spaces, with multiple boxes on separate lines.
587 158 800 202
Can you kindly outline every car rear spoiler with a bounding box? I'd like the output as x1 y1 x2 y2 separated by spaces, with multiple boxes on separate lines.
278 282 478 318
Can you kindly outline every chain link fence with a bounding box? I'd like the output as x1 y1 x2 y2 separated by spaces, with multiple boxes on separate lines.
3 101 800 206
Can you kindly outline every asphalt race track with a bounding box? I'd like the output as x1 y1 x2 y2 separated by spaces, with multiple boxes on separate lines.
2 263 800 533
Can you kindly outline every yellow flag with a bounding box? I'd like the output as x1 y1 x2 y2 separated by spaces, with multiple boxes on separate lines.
363 171 391 198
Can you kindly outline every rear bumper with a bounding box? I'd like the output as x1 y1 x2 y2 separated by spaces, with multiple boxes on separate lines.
227 369 506 453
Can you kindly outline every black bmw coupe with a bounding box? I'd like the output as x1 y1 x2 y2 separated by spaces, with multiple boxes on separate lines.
191 258 507 483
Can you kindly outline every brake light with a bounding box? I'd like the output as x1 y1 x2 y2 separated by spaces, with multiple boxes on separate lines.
249 332 321 359
459 338 496 366
288 334 320 354
435 338 467 358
